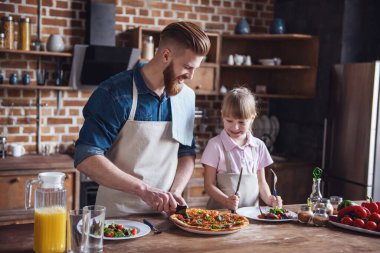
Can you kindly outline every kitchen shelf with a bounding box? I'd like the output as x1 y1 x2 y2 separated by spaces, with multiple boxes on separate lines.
0 48 72 57
0 83 74 91
220 64 313 70
220 33 319 98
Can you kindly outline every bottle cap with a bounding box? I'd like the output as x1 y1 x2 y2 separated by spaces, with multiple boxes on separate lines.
39 172 65 188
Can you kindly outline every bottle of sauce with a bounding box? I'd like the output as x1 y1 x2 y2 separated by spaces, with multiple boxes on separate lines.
25 172 67 253
18 17 31 50
2 16 14 49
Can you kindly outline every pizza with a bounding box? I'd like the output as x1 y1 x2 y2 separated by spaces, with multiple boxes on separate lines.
169 208 249 232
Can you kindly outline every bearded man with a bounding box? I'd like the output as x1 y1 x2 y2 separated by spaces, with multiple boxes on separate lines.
75 22 210 216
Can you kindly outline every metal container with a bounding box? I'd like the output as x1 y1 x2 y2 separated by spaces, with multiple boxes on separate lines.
2 16 14 49
18 17 30 50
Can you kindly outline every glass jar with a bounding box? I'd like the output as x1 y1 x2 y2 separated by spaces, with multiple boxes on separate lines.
313 207 329 226
307 178 323 211
142 35 154 60
25 172 67 253
298 205 313 224
18 17 31 50
0 33 5 48
2 16 14 49
317 198 334 215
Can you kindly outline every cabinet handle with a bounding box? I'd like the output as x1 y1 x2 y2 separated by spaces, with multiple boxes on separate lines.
10 177 20 183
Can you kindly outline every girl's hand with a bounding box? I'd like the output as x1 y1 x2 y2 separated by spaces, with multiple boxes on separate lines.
225 195 239 210
270 195 283 208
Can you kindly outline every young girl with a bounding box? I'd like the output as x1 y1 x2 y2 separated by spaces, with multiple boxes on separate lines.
201 87 282 211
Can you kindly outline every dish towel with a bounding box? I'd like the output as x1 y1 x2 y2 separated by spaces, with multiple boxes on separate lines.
170 84 195 146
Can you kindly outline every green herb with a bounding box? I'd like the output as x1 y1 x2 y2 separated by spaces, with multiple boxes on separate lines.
204 215 212 221
211 225 220 229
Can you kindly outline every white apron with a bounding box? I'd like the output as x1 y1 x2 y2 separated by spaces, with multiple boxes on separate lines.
206 147 259 210
96 78 179 216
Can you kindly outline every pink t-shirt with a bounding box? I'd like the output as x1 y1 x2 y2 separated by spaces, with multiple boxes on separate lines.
201 130 273 174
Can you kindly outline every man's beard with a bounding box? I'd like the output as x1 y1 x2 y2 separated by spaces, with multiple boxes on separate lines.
163 62 184 96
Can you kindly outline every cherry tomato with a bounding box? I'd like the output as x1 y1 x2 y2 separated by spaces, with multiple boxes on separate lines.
369 212 380 223
340 216 353 226
353 218 365 228
131 228 137 235
364 221 377 231
257 214 265 219
115 224 124 230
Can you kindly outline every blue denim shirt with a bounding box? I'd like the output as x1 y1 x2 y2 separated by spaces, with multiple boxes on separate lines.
74 64 196 167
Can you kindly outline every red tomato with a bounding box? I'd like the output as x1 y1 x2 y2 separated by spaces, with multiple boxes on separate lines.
353 219 365 228
369 212 380 223
257 214 265 219
340 216 353 226
364 221 377 231
131 228 137 235
115 224 124 230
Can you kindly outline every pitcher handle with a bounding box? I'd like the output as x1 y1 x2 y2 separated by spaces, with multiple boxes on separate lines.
25 178 39 210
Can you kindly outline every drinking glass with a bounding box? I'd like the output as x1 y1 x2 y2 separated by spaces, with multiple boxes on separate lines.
82 205 106 253
67 209 84 253
330 196 343 215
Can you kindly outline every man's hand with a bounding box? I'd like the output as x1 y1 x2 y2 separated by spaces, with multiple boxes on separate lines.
139 185 177 213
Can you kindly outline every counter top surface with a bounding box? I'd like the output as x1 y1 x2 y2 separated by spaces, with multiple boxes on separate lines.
0 154 74 170
0 204 377 253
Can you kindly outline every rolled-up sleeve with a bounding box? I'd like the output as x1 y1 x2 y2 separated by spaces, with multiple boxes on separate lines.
74 87 125 167
178 137 196 158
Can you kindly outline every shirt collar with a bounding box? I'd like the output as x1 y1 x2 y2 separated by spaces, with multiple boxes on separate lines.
133 63 169 99
220 129 258 152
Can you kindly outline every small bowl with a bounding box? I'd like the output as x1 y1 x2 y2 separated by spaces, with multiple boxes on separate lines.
259 58 282 66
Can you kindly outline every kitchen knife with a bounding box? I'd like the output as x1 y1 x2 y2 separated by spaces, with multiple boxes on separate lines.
231 167 243 213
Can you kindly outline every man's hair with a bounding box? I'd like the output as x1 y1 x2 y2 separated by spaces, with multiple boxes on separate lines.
160 22 211 56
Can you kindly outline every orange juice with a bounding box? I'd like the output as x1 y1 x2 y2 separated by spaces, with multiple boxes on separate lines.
34 206 66 253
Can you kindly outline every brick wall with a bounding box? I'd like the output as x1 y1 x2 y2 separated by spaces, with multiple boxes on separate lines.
0 0 274 155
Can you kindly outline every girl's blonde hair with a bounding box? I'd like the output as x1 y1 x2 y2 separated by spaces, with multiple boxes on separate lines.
221 87 257 119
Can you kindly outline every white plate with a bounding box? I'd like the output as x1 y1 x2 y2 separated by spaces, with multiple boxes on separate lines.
78 219 151 240
329 220 380 236
253 117 264 139
236 206 297 222
172 222 243 235
270 116 280 137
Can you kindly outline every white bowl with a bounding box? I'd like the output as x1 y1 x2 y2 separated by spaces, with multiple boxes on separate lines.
259 58 281 66
259 59 275 66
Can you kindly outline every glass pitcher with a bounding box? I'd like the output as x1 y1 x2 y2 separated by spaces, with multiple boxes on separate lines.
25 172 67 253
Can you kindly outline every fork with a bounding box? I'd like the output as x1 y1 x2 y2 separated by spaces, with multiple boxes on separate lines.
143 219 162 234
270 168 278 197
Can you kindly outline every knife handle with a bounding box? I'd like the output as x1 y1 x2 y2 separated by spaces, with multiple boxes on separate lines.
143 219 153 229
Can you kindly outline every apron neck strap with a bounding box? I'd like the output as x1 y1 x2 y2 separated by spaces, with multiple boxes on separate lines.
128 75 138 121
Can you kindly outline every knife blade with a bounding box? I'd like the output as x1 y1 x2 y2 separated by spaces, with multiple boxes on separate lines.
235 167 243 196
231 167 243 213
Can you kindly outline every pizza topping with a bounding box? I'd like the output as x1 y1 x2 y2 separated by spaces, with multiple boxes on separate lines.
170 208 249 232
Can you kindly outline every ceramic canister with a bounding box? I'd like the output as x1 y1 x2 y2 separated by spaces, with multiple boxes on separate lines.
46 34 64 52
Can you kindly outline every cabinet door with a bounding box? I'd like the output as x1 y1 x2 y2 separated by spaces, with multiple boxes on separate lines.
0 172 76 210
266 162 314 204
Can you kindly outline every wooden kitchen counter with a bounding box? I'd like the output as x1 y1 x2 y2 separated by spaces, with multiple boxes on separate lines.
0 154 74 170
0 205 377 253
